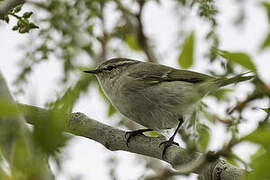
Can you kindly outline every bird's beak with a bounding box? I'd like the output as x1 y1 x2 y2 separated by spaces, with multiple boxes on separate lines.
84 69 102 74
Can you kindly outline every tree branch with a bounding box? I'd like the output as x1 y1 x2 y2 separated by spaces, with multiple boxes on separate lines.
0 0 25 18
19 103 244 180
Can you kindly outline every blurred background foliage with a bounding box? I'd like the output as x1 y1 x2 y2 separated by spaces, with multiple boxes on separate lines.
0 0 270 179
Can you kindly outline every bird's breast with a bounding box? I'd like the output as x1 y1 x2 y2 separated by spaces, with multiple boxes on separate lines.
105 80 198 130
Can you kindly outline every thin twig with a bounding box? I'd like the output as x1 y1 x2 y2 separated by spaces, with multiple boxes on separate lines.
114 0 158 63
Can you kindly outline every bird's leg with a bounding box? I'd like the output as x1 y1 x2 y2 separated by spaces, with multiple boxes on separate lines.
159 117 184 159
125 129 153 147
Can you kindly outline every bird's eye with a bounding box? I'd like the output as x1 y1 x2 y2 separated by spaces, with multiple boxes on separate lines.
106 66 114 71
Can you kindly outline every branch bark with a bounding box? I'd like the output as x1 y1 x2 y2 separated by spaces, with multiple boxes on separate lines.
0 0 25 18
19 103 244 180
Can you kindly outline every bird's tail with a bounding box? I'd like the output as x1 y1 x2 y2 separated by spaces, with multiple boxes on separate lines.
215 72 254 88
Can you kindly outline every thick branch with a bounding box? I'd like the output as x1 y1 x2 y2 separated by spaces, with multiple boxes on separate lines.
0 0 25 18
19 103 244 180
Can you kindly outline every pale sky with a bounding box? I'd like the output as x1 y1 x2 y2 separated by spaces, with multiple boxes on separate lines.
0 0 270 179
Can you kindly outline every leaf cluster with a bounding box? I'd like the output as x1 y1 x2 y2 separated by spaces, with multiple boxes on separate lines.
1 4 38 33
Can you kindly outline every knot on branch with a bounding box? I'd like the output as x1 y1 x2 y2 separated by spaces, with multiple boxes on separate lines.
214 160 227 180
71 112 87 120
69 112 87 127
68 112 92 135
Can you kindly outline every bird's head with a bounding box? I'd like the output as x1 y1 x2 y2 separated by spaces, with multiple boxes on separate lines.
84 58 140 86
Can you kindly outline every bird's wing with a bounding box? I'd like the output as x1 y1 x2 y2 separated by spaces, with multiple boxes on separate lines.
128 63 214 84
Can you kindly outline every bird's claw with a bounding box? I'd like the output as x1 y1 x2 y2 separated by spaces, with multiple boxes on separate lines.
159 140 179 148
125 129 152 147
159 139 179 159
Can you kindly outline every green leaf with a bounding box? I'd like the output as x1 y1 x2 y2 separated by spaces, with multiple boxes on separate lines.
14 4 23 13
197 124 210 151
11 138 30 173
0 99 20 117
124 34 140 51
260 32 270 51
243 149 270 180
260 2 270 50
262 2 270 23
23 12 33 19
242 125 270 147
29 22 39 29
11 138 47 179
214 49 256 72
107 103 116 117
3 16 9 24
12 25 19 31
178 31 195 69
250 147 265 162
260 108 270 114
144 131 159 137
225 156 238 167
201 109 216 124
208 88 233 101
19 27 28 33
33 110 69 155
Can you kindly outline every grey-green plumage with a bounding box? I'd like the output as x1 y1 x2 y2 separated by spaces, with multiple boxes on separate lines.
84 58 253 130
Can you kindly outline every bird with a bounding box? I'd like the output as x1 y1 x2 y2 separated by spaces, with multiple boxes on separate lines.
84 58 253 157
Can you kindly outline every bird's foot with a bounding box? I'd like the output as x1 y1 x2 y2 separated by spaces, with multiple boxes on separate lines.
125 129 153 147
159 137 179 159
159 117 183 159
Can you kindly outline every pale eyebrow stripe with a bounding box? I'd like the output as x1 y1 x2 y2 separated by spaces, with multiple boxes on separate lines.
106 60 139 68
